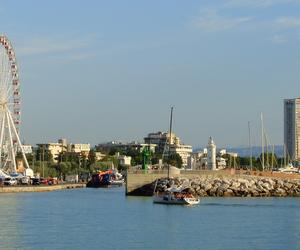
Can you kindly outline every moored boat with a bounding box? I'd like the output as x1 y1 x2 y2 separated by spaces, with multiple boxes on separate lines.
86 170 124 188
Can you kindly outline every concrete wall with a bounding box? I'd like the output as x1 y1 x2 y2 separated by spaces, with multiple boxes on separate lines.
125 169 237 195
126 169 300 195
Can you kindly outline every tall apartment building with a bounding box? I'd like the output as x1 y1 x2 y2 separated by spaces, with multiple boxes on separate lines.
284 98 300 160
144 131 192 166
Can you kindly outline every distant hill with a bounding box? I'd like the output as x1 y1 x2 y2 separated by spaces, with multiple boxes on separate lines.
194 145 284 158
226 146 284 158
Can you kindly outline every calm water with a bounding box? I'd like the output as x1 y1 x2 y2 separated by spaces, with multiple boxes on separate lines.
0 188 300 250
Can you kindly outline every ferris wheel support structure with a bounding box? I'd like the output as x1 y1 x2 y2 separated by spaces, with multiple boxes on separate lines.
0 35 31 175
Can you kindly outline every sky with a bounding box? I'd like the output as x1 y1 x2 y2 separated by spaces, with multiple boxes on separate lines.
1 0 300 148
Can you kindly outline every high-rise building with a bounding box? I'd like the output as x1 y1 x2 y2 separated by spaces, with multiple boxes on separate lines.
284 98 300 160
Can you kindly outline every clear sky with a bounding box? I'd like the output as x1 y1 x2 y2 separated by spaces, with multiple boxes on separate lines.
1 0 300 148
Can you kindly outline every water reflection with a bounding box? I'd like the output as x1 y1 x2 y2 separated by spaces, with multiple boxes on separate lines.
0 191 300 250
0 194 23 250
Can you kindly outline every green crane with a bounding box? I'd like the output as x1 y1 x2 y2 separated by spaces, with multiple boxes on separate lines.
142 146 151 170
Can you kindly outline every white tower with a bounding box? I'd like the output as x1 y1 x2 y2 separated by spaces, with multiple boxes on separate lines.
207 137 216 170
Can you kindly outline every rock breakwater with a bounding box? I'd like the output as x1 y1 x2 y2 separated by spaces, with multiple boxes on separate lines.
151 176 300 197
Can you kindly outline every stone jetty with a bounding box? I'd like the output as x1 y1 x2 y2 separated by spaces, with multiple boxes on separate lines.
132 176 300 197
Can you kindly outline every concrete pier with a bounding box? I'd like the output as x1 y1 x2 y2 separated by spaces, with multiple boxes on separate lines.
126 169 236 195
126 169 300 196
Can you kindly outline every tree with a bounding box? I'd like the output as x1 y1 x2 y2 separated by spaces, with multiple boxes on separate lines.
35 147 53 162
88 150 96 166
151 153 162 165
165 153 183 168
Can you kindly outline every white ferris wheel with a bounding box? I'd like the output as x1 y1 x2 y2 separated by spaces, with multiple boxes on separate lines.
0 35 31 175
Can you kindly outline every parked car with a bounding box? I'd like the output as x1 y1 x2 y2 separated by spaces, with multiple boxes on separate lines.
21 176 30 185
4 178 17 186
40 178 48 185
31 178 40 185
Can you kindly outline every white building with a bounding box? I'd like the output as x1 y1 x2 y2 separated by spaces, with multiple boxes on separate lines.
70 143 90 156
145 131 193 167
169 144 193 167
37 140 91 162
21 145 33 154
217 156 227 169
95 152 106 161
118 155 132 166
37 143 66 162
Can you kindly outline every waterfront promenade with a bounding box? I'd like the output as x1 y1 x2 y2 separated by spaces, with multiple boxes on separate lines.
0 183 85 193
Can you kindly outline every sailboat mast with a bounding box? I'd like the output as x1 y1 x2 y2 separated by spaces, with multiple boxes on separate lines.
168 107 174 179
272 144 274 169
261 113 265 171
248 121 253 171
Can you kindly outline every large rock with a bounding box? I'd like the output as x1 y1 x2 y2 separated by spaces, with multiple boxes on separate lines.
131 176 300 197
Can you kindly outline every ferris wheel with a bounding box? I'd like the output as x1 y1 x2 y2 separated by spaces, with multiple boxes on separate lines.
0 35 31 175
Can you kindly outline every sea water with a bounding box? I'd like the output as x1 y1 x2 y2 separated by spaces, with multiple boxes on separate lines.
0 188 299 250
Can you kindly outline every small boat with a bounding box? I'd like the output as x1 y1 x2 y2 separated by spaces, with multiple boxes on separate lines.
152 107 199 205
86 170 124 188
278 164 299 174
153 187 200 205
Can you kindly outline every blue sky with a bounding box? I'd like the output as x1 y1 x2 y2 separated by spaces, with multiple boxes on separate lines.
1 0 300 148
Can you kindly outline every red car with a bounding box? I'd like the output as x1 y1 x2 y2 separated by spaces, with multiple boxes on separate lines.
40 178 48 185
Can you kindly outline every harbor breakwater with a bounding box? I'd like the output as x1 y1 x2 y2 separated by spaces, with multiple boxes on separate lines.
130 176 300 197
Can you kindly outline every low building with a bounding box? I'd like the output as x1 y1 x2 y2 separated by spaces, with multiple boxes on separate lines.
22 144 33 154
69 143 90 157
95 152 106 161
37 142 67 163
96 141 156 154
118 155 132 166
37 139 91 162
217 157 227 169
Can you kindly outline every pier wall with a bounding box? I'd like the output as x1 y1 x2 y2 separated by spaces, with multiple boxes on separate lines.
126 170 236 195
126 169 300 196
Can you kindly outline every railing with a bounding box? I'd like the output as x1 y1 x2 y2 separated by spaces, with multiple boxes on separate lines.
127 169 169 175
127 169 234 175
126 169 256 177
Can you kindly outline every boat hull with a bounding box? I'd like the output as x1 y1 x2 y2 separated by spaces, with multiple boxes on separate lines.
153 195 200 205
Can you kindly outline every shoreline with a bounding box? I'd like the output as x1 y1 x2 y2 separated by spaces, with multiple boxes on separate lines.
0 183 86 193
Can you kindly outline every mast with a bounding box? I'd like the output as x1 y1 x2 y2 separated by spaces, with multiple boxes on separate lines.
248 121 253 171
272 144 274 169
167 107 173 179
265 133 269 170
261 113 265 171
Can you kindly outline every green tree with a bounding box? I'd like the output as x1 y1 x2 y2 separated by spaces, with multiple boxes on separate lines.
35 147 53 162
165 153 183 168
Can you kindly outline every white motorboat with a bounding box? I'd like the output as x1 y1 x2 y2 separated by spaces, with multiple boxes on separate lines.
153 187 200 205
278 165 299 173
